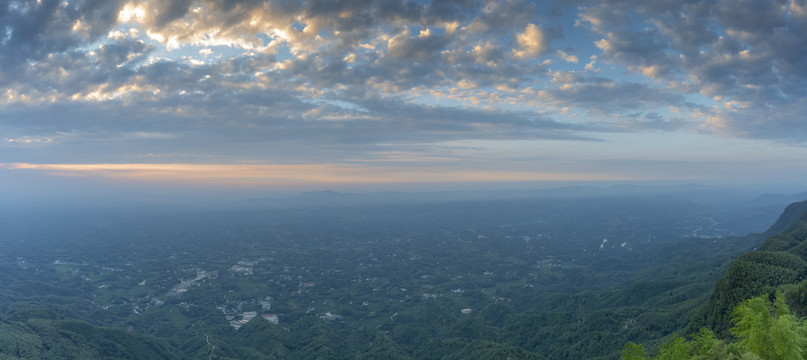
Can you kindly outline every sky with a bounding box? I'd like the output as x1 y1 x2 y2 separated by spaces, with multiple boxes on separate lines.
2 0 807 196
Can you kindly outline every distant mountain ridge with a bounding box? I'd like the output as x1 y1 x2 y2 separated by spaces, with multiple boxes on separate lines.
237 184 790 210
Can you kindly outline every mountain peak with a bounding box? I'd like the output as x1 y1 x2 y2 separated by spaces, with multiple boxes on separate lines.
762 199 807 237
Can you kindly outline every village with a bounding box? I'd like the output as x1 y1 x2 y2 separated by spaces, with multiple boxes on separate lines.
1 191 758 359
44 232 560 336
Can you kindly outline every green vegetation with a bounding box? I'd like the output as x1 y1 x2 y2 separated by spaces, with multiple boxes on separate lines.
625 200 807 359
691 201 807 336
623 294 807 360
0 195 800 359
0 316 177 359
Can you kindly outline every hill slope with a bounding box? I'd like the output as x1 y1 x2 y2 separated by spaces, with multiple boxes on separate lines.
691 200 807 335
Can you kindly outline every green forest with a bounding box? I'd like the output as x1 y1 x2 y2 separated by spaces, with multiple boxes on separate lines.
626 200 807 359
0 193 805 359
624 294 807 360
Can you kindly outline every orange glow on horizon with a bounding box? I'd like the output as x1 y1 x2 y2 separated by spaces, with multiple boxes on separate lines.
1 162 629 186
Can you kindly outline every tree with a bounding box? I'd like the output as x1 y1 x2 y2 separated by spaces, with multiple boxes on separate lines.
731 294 807 360
622 342 647 360
654 336 691 360
623 294 807 360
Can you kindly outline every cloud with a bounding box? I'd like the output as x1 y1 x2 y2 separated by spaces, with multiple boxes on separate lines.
385 28 452 62
3 0 807 180
575 0 807 142
556 50 578 63
513 23 548 59
0 0 126 74
149 0 194 29
2 1 589 151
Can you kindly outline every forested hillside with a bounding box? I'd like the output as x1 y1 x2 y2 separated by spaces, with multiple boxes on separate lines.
628 199 807 359
0 309 177 359
692 200 807 335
